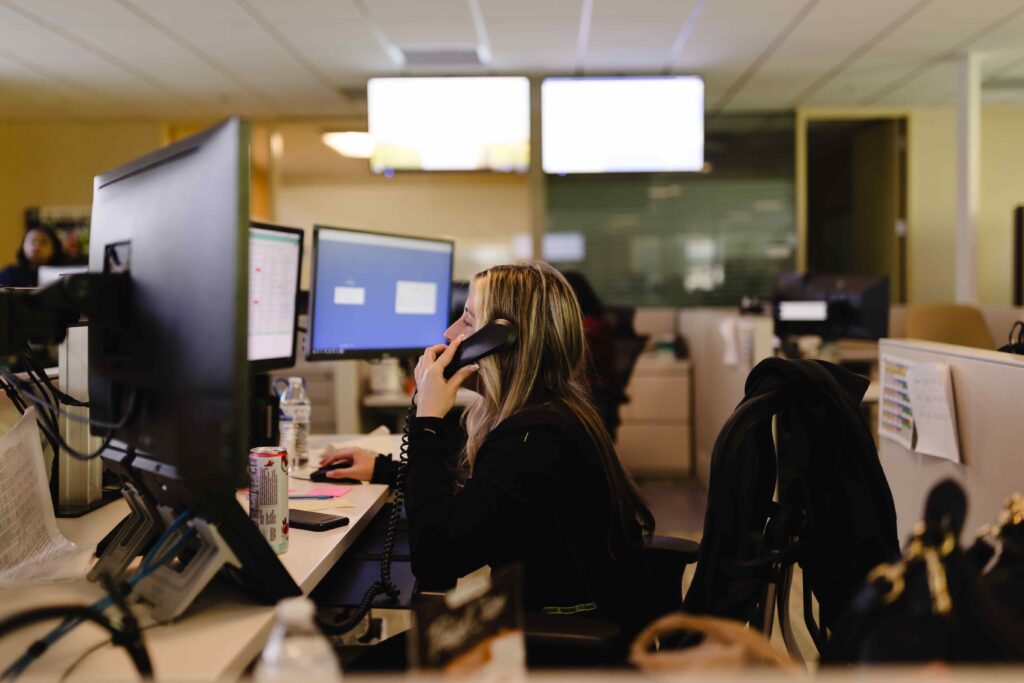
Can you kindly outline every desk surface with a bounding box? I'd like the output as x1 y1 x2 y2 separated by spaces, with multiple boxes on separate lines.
0 434 399 682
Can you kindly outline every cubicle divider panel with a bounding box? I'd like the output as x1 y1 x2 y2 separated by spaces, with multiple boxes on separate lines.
878 338 1024 542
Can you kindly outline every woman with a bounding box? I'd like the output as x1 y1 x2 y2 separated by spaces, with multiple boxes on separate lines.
320 262 654 633
561 270 623 439
0 227 65 287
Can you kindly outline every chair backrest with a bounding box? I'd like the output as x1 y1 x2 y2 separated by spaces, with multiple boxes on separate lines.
612 334 650 396
904 304 994 349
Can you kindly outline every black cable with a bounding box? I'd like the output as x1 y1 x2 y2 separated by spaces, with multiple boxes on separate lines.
0 606 150 681
23 346 88 408
318 395 413 636
59 624 158 682
0 369 135 431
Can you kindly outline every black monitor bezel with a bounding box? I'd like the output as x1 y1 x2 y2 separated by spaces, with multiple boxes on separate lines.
248 221 305 373
306 224 454 361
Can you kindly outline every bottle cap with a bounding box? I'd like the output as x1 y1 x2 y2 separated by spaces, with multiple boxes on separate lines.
275 596 315 626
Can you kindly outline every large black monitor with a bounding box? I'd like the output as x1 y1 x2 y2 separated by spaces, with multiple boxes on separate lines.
88 118 299 605
306 225 454 360
248 222 304 373
89 118 250 487
774 272 890 341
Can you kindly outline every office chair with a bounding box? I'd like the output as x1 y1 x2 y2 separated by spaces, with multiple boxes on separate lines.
904 304 994 350
314 505 699 667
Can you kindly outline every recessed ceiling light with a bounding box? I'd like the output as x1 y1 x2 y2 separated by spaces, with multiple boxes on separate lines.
321 132 375 159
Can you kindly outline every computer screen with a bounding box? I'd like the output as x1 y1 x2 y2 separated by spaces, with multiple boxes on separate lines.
367 76 530 173
542 76 704 174
89 117 300 604
307 226 454 360
774 272 889 341
88 118 250 486
248 222 303 371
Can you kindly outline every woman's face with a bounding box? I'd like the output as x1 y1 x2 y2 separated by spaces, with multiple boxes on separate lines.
23 229 55 267
444 281 477 343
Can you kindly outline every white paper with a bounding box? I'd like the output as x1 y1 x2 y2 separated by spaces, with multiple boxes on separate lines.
878 354 914 449
0 408 95 585
906 362 961 463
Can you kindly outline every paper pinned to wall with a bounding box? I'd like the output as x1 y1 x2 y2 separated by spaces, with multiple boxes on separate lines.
905 362 961 463
0 408 94 585
879 355 915 449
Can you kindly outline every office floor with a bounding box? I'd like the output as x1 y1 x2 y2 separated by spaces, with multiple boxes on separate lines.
636 477 707 539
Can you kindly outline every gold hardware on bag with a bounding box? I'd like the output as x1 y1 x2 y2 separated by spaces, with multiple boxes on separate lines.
865 527 956 612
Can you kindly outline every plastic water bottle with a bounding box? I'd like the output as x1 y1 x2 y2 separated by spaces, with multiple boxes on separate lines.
254 597 342 682
279 376 311 469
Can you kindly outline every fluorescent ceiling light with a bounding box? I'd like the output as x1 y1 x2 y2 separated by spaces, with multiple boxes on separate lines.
322 132 375 159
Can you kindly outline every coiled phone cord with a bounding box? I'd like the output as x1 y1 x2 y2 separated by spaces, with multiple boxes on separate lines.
318 395 413 636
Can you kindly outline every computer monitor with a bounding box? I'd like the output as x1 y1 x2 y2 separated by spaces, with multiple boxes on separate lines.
307 225 454 360
248 222 304 372
773 272 890 341
88 118 299 605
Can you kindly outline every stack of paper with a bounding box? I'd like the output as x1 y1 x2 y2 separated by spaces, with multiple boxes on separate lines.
0 408 94 585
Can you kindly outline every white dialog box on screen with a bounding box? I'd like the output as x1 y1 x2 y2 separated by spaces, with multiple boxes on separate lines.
395 281 437 315
334 286 366 306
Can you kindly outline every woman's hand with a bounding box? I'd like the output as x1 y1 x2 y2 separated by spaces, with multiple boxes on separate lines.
318 446 376 481
414 335 479 418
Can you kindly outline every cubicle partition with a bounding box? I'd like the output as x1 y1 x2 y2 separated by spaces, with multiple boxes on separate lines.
677 308 774 487
878 338 1024 542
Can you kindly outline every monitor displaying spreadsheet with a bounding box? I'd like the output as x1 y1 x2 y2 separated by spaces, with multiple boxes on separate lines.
249 223 304 370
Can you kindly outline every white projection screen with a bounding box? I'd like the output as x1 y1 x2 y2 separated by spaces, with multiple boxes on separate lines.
367 77 530 173
541 76 704 174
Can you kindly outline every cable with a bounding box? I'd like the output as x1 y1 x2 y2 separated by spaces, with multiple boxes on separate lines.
59 624 158 682
23 346 88 408
318 395 412 636
1 513 194 680
0 606 146 681
0 369 134 430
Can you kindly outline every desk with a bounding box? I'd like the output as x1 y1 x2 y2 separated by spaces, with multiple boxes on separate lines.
0 433 399 681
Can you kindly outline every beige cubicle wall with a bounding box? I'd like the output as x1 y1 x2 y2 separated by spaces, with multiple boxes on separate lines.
677 308 775 488
878 338 1024 542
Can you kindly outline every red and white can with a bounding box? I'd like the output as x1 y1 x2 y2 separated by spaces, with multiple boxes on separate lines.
249 446 289 554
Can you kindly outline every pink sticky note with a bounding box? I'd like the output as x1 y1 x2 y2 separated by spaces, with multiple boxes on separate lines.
305 487 352 497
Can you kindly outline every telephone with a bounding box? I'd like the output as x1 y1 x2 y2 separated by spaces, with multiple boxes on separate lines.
320 319 518 635
444 318 518 378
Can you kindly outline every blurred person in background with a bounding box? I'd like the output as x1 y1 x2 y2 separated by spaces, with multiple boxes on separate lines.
0 227 65 288
562 270 623 440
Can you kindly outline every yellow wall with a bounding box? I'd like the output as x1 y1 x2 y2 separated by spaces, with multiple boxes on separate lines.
980 108 1024 305
800 106 1024 305
0 122 163 264
906 108 956 303
271 122 532 287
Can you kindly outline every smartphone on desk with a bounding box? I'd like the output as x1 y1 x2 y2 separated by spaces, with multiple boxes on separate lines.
289 509 349 532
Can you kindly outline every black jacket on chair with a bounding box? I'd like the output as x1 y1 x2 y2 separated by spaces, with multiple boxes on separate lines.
683 358 899 631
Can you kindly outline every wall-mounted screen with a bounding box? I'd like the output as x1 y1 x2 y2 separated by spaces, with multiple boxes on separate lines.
368 77 530 173
541 76 704 174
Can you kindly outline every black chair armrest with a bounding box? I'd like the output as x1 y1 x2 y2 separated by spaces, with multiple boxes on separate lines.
646 534 700 564
523 612 621 648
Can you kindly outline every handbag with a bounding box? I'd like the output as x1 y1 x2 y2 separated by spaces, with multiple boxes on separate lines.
629 613 796 671
825 480 1024 663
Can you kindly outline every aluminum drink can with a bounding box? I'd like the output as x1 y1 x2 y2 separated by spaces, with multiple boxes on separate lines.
249 446 289 554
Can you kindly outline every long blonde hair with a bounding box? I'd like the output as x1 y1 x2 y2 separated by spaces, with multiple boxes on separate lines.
462 261 654 538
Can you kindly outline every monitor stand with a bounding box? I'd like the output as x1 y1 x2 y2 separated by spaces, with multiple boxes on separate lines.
249 372 280 448
92 449 300 623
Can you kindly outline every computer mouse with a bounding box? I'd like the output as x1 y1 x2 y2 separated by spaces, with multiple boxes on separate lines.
310 462 357 483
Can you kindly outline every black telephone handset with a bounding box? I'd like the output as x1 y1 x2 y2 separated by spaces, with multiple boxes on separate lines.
320 320 518 635
444 319 518 379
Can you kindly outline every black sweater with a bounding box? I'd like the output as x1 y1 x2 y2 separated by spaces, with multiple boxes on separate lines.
390 406 647 625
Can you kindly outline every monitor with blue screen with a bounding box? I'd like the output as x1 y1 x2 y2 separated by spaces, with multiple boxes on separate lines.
306 225 454 360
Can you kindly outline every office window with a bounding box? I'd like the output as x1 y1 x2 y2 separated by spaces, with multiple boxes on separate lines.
544 112 795 307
